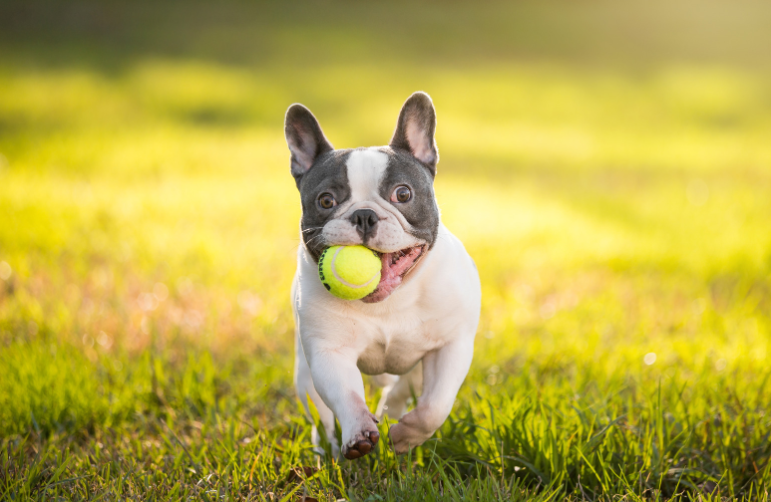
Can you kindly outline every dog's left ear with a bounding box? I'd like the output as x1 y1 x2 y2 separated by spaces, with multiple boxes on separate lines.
389 91 439 176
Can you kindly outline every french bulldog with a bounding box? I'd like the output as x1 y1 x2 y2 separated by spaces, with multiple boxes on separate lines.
285 92 481 459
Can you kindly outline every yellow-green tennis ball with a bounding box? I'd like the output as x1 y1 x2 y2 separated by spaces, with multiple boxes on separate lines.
318 245 382 300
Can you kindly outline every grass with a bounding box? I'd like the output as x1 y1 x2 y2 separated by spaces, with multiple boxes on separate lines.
1 0 771 499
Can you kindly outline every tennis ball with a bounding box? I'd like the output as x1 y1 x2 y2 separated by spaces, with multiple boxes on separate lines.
318 245 382 300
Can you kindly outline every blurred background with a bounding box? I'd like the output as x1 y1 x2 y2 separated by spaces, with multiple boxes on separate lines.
1 0 771 498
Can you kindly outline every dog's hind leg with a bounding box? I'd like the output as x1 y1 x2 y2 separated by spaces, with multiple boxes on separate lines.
371 373 399 418
295 331 339 458
370 373 399 389
375 363 422 421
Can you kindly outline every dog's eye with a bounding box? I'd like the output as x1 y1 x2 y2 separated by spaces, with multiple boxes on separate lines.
317 193 336 209
391 186 412 203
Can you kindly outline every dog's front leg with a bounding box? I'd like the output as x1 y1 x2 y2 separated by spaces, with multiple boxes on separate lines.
388 336 474 454
305 344 380 460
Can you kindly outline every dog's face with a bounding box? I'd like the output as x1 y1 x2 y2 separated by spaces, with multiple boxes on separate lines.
284 92 440 302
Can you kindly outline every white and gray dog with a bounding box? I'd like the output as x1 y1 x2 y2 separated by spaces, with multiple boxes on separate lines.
285 92 481 460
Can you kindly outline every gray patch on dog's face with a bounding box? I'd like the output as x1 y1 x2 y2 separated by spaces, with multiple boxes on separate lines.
378 148 439 246
298 149 353 261
297 147 439 262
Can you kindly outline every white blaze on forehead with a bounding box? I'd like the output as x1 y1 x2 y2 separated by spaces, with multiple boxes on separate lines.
346 149 388 202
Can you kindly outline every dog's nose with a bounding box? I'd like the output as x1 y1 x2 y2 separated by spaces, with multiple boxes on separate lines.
350 209 379 239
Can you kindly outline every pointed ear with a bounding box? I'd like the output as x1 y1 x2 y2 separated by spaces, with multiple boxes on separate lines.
389 91 438 175
284 104 334 182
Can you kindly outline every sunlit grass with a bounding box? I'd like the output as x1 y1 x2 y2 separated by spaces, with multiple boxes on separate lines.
1 1 771 499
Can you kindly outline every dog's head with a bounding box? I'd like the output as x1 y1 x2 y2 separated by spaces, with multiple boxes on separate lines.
284 92 440 303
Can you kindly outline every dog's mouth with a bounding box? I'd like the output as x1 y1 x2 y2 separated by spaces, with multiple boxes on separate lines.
362 244 428 303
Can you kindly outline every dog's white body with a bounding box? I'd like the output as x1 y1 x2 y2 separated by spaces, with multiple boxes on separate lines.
292 148 481 457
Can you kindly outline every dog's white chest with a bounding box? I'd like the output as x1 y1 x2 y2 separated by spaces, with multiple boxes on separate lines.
354 309 451 375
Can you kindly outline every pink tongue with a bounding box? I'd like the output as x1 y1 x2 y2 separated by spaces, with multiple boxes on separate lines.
362 247 422 303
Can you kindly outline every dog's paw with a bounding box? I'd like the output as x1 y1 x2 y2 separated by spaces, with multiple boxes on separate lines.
388 409 437 454
342 429 380 459
388 423 426 454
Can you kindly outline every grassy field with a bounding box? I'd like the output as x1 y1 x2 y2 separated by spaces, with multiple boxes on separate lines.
2 0 771 500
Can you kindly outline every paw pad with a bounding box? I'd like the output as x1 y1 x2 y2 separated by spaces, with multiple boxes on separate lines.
343 431 380 460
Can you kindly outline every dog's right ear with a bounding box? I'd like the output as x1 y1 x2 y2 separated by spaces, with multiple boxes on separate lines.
284 104 334 184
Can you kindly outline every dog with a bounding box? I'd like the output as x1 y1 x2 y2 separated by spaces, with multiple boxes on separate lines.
285 92 481 459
